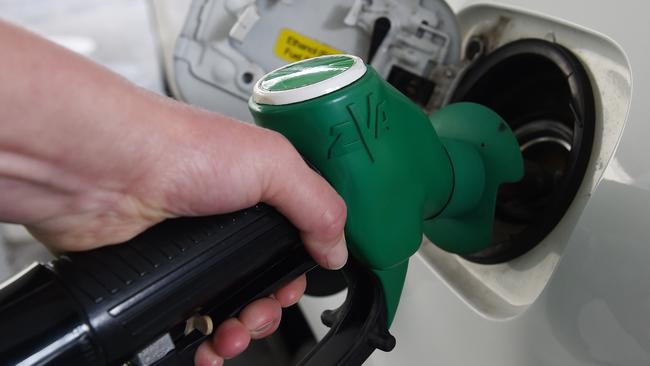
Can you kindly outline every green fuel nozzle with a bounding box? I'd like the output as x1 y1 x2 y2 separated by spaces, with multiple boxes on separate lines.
249 55 524 325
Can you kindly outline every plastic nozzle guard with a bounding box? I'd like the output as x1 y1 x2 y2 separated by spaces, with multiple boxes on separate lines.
250 55 523 325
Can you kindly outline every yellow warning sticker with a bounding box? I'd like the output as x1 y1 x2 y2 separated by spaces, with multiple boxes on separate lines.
274 28 343 62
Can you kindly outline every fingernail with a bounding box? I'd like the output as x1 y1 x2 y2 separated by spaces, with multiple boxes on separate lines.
251 320 274 337
208 356 224 366
195 343 224 366
326 236 348 270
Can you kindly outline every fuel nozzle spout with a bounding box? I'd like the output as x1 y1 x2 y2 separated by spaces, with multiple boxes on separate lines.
425 103 524 254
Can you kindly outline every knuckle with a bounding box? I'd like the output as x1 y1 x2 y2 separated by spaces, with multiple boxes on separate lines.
318 196 347 241
265 130 294 153
267 131 305 166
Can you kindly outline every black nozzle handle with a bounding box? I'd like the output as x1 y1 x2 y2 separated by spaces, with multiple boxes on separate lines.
0 204 394 366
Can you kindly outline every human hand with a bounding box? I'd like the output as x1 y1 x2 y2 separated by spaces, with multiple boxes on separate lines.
0 20 347 365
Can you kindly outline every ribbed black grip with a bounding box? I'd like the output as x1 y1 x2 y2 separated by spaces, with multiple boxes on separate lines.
48 203 316 364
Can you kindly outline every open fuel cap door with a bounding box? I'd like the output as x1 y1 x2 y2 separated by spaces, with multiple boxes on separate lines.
172 0 462 121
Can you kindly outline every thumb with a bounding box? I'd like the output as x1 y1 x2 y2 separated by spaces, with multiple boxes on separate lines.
261 135 348 270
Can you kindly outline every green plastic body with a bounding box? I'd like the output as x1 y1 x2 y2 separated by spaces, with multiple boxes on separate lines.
249 64 523 325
